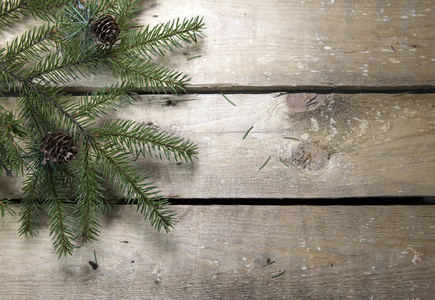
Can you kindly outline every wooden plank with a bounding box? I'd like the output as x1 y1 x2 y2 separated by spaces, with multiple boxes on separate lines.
1 0 435 90
1 93 435 198
0 205 434 299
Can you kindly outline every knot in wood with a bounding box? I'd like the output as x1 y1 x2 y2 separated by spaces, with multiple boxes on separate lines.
291 143 328 171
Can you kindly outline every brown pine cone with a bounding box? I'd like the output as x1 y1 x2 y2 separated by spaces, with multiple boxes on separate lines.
90 14 121 45
40 132 77 164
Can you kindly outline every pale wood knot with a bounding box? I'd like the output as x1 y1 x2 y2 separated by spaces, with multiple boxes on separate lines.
291 143 328 171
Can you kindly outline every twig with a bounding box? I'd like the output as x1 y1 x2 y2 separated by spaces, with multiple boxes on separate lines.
243 126 254 140
221 92 236 106
258 156 271 171
391 45 395 52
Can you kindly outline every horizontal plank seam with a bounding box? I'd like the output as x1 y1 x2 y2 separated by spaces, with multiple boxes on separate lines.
3 86 435 97
5 197 435 205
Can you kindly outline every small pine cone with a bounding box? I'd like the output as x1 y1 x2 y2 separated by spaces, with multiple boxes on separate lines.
40 132 77 164
90 14 120 45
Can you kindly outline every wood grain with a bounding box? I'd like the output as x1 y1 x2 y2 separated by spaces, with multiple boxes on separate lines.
0 205 434 299
1 93 435 198
1 0 434 90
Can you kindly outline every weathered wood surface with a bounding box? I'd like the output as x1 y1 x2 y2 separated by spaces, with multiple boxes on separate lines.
1 1 435 298
0 205 434 299
1 0 435 90
2 93 435 198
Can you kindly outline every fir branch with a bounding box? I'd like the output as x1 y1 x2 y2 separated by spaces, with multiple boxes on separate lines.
18 195 41 237
0 58 29 91
0 107 26 175
41 162 75 257
112 57 190 93
22 0 73 23
0 0 25 29
45 196 75 257
115 0 142 29
119 16 205 59
72 145 104 245
18 163 43 237
2 24 57 64
0 0 72 29
20 83 93 139
28 48 108 85
95 144 176 232
72 83 135 118
95 119 198 162
0 199 15 218
0 159 13 177
1 0 205 256
16 94 46 135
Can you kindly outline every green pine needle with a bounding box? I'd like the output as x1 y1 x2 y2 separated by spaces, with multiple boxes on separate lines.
279 157 289 168
258 156 271 171
284 136 300 141
271 270 286 278
243 126 254 140
221 92 236 106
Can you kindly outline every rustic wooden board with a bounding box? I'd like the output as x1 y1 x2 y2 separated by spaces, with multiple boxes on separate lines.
1 0 434 90
1 93 435 198
0 205 434 299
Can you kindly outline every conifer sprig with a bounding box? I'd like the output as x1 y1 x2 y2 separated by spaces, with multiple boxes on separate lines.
115 0 142 30
18 153 44 238
0 198 14 217
94 143 176 232
0 107 27 175
2 24 56 64
72 83 135 119
0 0 205 257
0 0 72 29
112 58 190 93
96 119 198 162
72 145 104 245
120 16 205 59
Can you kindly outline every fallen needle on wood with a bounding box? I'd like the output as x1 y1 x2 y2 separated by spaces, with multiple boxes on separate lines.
263 259 276 267
344 47 368 54
279 157 289 168
258 156 271 171
221 92 236 106
284 137 300 141
187 55 202 60
243 126 254 139
272 270 286 278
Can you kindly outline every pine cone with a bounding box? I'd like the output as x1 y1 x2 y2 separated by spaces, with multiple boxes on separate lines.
90 14 121 45
40 132 77 164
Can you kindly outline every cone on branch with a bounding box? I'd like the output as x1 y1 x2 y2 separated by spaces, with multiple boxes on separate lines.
90 14 121 45
40 132 77 164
